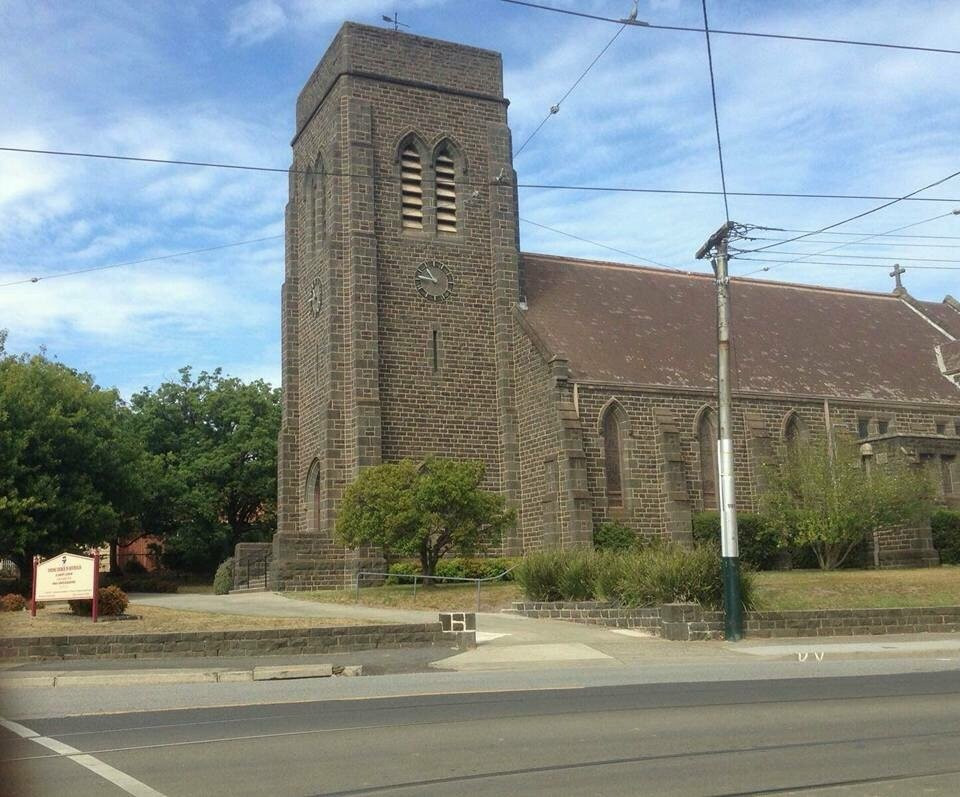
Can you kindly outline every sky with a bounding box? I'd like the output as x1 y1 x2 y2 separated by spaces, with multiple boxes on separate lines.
1 0 958 396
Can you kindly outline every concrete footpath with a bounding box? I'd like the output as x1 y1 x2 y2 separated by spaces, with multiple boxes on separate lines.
3 592 959 692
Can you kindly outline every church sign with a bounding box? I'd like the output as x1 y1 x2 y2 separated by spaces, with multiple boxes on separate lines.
31 551 101 621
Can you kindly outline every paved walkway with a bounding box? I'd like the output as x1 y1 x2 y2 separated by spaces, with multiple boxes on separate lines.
126 592 960 671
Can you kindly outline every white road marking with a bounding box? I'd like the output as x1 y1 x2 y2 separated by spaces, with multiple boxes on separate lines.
0 715 168 797
0 718 39 738
475 631 510 643
610 629 653 638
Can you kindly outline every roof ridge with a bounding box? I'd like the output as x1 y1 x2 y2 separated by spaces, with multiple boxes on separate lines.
520 251 901 301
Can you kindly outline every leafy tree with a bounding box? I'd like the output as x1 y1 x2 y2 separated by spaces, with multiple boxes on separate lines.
0 333 146 571
760 435 934 570
129 367 280 574
336 457 515 577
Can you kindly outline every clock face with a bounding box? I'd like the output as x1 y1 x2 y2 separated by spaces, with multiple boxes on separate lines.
414 260 453 302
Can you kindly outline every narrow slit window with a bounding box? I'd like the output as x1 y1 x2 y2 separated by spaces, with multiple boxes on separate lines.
603 409 624 508
431 329 439 373
400 144 423 230
435 149 457 234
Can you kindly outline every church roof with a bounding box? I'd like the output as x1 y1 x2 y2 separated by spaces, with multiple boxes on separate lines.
519 253 960 406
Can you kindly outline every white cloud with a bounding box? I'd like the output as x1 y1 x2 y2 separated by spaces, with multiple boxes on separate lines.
227 0 288 45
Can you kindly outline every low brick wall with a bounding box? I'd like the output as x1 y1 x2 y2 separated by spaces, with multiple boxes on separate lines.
511 601 661 632
0 622 475 662
512 601 960 641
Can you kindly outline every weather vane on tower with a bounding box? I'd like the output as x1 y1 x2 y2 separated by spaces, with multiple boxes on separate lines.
382 12 409 32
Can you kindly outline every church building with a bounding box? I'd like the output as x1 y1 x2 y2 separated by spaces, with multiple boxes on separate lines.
265 22 960 589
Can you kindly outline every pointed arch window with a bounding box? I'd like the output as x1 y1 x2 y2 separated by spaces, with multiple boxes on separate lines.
698 409 718 509
400 143 423 230
784 412 805 451
602 406 626 508
434 145 457 234
302 166 315 252
311 156 325 249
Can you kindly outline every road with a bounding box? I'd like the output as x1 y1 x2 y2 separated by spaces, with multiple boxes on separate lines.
4 670 960 796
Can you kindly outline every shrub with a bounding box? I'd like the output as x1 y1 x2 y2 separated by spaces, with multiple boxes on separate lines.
593 521 636 552
557 549 597 601
517 545 754 611
932 509 960 565
69 585 129 616
515 549 570 602
618 544 754 610
593 550 629 601
122 559 148 575
692 511 785 570
0 593 26 612
106 576 178 593
386 562 420 584
212 558 235 595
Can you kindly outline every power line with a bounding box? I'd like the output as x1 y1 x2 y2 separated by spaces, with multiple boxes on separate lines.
0 235 283 288
733 249 960 264
519 217 679 270
746 236 960 249
515 182 960 202
514 24 627 158
733 256 960 271
498 0 960 56
739 176 960 255
700 0 729 222
736 210 959 276
754 227 960 240
5 146 960 204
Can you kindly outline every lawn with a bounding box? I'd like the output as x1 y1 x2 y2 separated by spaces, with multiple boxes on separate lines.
292 581 522 613
752 566 960 610
0 603 373 637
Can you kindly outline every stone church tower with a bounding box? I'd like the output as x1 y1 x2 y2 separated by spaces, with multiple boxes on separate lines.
272 23 523 588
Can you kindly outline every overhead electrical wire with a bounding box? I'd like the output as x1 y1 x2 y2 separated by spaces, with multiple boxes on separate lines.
733 257 960 271
519 217 679 270
700 0 729 222
514 24 627 158
733 249 960 264
498 0 960 56
737 178 960 256
736 209 960 276
6 146 958 203
745 236 960 249
0 235 283 289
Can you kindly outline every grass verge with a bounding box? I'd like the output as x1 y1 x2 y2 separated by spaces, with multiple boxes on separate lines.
291 581 522 612
753 566 960 610
0 603 374 637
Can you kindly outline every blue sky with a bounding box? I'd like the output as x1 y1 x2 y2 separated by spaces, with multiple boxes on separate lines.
1 0 958 396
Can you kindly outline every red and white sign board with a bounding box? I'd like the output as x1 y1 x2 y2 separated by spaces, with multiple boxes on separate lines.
32 551 100 621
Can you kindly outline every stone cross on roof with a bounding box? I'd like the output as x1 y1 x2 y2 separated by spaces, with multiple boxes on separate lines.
890 263 906 295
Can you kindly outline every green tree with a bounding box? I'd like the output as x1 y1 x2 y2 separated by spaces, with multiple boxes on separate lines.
336 457 515 577
129 367 280 574
0 332 146 571
760 436 934 570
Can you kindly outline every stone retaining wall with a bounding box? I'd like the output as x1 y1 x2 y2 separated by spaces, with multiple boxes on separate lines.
512 601 960 641
0 622 475 662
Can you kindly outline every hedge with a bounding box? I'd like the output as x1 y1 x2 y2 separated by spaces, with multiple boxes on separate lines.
515 545 755 611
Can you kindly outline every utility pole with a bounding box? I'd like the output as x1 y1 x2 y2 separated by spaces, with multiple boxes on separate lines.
696 221 743 641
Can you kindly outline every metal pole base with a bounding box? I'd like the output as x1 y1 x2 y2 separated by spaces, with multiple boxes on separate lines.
722 556 743 641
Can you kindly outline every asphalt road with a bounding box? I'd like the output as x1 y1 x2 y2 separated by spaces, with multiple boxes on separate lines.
3 670 960 797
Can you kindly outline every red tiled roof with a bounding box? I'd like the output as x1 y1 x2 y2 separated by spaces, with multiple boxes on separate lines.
520 253 960 405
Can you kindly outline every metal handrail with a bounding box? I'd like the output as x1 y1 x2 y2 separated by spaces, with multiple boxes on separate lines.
354 565 518 612
240 548 272 590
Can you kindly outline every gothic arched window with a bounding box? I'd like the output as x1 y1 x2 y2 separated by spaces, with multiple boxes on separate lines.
784 412 805 451
434 144 457 234
601 405 627 508
311 156 325 250
697 408 718 509
400 142 423 230
305 460 322 533
302 166 315 252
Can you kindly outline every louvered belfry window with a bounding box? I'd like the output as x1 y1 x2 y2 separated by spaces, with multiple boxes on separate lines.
400 144 423 230
435 148 457 234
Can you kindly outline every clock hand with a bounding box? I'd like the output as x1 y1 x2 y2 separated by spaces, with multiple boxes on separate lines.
417 272 438 283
